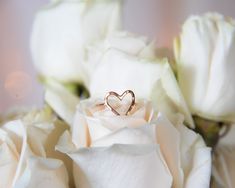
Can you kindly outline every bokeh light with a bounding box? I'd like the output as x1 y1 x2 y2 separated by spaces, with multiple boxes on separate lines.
4 71 32 99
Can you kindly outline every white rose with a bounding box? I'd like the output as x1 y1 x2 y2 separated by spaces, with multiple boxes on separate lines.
86 32 194 127
174 13 235 122
57 98 211 188
31 0 122 83
0 109 69 188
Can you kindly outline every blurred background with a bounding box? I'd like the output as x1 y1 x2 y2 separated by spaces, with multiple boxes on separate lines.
1 0 235 113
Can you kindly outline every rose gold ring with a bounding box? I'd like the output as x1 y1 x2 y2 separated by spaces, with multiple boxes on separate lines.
104 90 135 116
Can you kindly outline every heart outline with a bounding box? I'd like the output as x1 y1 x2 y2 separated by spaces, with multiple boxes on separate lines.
104 90 135 116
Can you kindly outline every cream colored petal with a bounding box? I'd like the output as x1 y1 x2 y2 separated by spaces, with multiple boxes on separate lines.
92 125 157 147
2 120 26 152
155 114 184 188
0 124 27 188
0 128 19 160
72 107 94 148
185 147 211 188
0 142 18 188
13 157 69 188
89 116 147 132
45 79 80 126
69 145 172 188
8 122 32 187
85 116 112 143
56 130 78 154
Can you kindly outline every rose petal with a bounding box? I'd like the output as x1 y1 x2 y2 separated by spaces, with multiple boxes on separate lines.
13 157 69 188
45 79 80 126
92 125 157 147
185 147 211 188
68 144 173 188
155 114 184 188
0 139 18 188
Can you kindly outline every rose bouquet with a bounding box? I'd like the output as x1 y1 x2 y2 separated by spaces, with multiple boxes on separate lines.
1 0 235 188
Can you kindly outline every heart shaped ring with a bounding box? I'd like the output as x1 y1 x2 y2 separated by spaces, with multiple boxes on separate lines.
104 90 135 116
